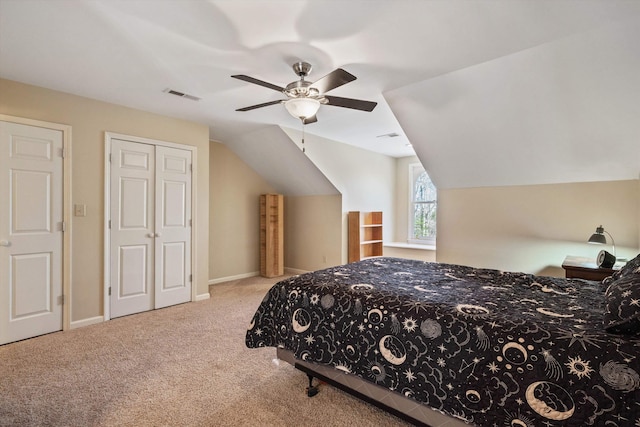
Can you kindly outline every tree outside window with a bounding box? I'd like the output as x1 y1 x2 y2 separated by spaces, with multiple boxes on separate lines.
409 164 436 244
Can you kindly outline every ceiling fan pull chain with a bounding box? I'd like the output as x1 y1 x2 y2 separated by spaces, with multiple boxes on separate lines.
301 120 306 153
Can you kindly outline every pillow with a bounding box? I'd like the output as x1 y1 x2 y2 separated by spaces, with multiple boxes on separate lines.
604 258 640 335
618 253 640 277
602 253 640 287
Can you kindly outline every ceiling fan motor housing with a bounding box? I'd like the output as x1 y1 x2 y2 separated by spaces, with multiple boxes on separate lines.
292 61 312 77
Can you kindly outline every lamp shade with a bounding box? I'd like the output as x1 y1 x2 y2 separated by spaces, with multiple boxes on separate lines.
588 224 616 258
284 98 320 119
588 225 607 245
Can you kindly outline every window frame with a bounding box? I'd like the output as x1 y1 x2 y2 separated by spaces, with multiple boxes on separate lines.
407 163 437 246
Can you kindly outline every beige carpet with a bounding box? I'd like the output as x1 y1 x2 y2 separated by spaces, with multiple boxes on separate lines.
0 275 410 426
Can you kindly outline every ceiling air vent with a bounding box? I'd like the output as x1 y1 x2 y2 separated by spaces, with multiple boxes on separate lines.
376 132 401 138
163 88 200 101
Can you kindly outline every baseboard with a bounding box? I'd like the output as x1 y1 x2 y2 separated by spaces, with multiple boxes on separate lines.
208 271 260 285
195 293 210 301
285 267 309 275
208 268 310 286
70 315 104 329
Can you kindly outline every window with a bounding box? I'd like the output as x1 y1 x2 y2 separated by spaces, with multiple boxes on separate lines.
409 164 436 245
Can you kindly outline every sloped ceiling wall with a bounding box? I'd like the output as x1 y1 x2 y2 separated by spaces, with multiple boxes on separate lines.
2 1 639 194
229 12 640 196
223 125 339 196
384 16 640 189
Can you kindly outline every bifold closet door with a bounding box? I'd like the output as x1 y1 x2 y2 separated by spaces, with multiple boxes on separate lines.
109 139 191 319
154 145 191 309
110 140 155 318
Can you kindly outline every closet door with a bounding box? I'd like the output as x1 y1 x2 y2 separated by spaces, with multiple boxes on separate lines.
154 146 191 309
109 139 192 318
110 139 155 318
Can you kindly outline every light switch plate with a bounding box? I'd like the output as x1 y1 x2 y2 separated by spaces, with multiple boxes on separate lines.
74 204 86 217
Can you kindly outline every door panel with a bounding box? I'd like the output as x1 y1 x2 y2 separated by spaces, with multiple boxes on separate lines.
118 245 148 297
154 146 191 309
110 139 154 318
13 170 51 232
162 242 185 290
11 252 52 317
0 121 63 345
120 177 149 229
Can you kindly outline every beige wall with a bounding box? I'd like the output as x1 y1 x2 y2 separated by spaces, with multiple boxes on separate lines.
208 142 341 277
284 195 342 272
0 78 210 322
208 141 275 281
438 180 640 276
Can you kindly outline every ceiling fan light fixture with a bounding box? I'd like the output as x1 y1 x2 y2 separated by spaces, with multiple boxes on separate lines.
284 97 320 120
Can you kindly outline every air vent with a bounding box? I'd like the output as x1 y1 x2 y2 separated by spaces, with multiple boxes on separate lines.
376 132 400 138
163 88 200 101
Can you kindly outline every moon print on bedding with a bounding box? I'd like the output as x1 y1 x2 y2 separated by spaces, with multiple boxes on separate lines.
246 257 640 426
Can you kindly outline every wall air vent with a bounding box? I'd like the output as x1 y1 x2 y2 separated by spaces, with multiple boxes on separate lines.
163 88 201 101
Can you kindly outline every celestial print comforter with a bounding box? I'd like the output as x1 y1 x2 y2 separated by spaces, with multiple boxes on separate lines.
245 258 640 426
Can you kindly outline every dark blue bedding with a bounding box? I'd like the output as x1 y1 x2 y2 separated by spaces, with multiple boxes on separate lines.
246 257 640 426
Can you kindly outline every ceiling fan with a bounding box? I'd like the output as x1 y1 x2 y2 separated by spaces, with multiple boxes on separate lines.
231 62 377 124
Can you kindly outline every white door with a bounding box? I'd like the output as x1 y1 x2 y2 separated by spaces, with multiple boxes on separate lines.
109 139 191 318
0 121 63 345
110 139 155 318
154 146 192 309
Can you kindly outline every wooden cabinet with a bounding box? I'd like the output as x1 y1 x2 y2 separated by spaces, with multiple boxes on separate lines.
348 211 383 263
260 194 284 277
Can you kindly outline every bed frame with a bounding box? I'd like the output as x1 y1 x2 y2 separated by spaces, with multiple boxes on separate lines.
277 348 470 427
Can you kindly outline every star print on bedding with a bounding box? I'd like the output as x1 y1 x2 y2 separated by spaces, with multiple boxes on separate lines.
246 257 640 426
604 253 640 335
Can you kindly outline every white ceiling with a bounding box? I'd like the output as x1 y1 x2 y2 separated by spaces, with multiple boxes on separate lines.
1 0 639 188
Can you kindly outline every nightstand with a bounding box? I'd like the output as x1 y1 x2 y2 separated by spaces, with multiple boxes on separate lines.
561 255 617 281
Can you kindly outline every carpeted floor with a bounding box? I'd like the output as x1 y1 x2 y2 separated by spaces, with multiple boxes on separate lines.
0 275 410 426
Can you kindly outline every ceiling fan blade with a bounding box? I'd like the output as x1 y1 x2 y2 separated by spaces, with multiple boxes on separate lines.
231 75 284 92
324 95 377 112
236 99 284 112
310 68 356 94
302 115 318 125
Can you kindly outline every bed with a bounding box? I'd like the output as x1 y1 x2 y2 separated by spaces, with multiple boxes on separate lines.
246 256 640 426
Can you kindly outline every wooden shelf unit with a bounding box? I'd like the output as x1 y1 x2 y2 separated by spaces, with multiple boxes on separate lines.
348 211 383 263
260 194 284 278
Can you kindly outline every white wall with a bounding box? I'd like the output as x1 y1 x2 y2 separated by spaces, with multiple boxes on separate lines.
281 127 396 263
385 18 640 191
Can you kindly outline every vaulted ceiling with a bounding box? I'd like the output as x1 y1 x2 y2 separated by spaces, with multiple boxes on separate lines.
1 0 639 189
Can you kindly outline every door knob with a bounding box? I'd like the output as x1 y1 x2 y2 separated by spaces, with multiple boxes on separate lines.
155 233 162 237
0 240 10 247
146 233 155 238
